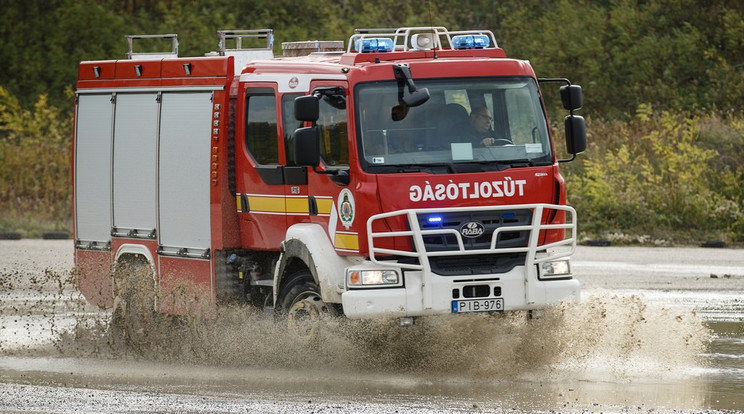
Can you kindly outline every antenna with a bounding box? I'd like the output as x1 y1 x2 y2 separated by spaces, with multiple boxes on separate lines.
427 0 437 59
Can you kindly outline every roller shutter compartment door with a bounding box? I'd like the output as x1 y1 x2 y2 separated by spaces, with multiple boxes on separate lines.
75 94 114 245
112 93 158 236
158 92 213 254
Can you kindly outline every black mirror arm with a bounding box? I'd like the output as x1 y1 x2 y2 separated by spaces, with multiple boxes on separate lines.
312 166 337 175
312 86 345 99
312 165 350 186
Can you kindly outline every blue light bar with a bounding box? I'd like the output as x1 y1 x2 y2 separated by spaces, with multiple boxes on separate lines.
502 212 516 219
354 37 394 53
427 216 443 223
451 35 490 49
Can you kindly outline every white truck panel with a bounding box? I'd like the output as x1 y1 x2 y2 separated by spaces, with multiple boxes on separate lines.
158 92 213 250
112 93 158 232
74 94 113 243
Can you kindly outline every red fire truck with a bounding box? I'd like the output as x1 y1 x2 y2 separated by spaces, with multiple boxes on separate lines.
73 27 586 326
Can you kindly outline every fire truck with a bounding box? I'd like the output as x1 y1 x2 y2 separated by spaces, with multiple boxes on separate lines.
73 27 586 327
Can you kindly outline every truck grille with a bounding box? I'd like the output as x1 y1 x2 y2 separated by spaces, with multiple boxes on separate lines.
416 209 532 251
414 210 532 276
430 253 525 276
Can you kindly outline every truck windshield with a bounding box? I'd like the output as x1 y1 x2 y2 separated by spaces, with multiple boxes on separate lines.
355 77 552 173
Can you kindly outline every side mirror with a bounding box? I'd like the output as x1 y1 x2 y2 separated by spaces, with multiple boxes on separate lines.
294 126 320 167
391 103 409 121
560 84 583 111
565 115 587 154
403 88 430 107
295 95 319 122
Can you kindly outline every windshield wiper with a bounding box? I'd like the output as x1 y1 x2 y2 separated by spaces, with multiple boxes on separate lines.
369 160 537 174
375 163 456 174
455 159 535 172
501 158 535 167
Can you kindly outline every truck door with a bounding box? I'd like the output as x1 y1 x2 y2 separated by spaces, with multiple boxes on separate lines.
303 81 354 252
235 85 288 249
235 82 351 251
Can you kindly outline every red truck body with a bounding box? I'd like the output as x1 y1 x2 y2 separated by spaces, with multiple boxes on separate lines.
73 28 585 322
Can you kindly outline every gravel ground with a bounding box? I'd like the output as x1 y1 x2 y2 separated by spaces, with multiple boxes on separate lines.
0 240 742 413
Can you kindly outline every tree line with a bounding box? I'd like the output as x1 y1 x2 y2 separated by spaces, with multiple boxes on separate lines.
2 0 743 119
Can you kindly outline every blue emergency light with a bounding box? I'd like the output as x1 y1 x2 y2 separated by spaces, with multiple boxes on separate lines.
451 35 490 49
427 216 443 224
354 37 394 53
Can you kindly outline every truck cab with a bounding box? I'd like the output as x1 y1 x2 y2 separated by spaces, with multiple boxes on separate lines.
234 27 586 321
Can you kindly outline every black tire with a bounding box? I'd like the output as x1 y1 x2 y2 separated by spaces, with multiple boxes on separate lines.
42 231 69 240
0 232 21 240
278 270 320 311
277 270 336 340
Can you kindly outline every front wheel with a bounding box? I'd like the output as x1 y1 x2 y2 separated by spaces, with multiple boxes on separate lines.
277 270 337 340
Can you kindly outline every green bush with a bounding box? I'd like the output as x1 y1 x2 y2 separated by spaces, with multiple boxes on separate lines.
0 86 72 237
565 105 744 244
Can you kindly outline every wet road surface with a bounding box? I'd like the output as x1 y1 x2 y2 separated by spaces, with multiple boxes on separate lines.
0 240 742 413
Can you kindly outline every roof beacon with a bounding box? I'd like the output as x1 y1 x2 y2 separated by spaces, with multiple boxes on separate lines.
354 38 394 53
452 34 490 49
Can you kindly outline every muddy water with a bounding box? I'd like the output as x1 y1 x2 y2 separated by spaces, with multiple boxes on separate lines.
0 240 742 413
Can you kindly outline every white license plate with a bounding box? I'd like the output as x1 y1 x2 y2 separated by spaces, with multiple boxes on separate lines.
451 298 504 313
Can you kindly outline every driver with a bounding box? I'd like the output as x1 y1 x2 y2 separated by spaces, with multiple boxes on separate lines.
468 106 503 146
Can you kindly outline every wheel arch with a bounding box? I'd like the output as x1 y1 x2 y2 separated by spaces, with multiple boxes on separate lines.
113 244 157 287
273 239 318 307
115 243 155 266
273 223 360 307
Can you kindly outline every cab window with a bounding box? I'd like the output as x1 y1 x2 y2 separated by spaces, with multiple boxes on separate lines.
281 93 302 165
318 95 348 167
245 92 278 165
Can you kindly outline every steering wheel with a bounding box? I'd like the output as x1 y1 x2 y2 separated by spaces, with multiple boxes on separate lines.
490 138 514 146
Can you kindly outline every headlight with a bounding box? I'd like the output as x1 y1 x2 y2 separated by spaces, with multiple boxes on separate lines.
347 269 400 288
539 260 571 279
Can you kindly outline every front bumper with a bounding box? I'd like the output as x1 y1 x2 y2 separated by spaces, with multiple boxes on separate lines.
342 203 580 319
342 264 580 319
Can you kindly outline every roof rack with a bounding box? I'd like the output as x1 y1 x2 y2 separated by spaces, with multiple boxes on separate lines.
125 34 179 59
347 26 498 53
217 29 274 73
217 29 273 52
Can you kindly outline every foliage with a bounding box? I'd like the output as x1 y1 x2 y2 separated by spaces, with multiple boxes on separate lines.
0 86 72 236
564 105 744 243
1 0 744 117
1 1 744 242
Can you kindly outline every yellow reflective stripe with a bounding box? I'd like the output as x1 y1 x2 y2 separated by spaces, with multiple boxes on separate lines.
286 197 310 214
247 196 285 213
316 198 333 215
237 194 334 215
334 233 359 251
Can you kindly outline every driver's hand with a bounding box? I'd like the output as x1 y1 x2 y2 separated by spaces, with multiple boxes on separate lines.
481 137 495 146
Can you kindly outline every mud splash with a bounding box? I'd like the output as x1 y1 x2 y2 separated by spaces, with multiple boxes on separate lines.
0 263 712 382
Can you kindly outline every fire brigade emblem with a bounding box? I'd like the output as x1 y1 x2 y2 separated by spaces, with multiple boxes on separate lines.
338 189 355 229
